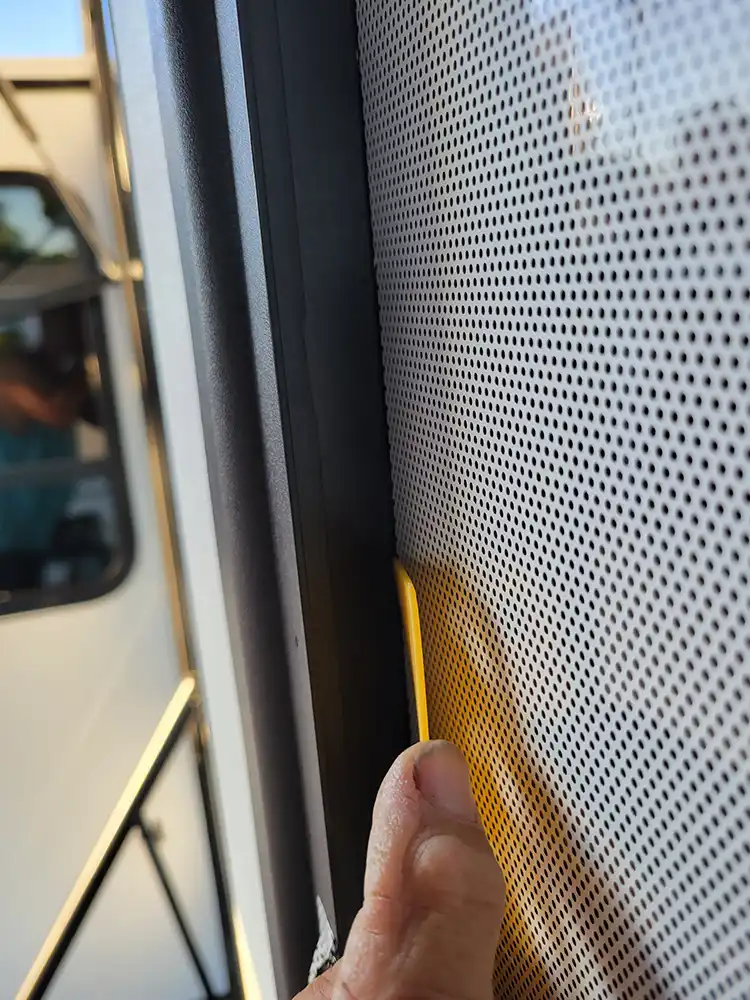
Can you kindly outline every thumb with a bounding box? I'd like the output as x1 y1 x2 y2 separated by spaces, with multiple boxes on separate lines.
332 741 505 1000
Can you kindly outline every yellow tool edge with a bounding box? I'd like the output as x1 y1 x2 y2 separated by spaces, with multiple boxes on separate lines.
394 559 430 742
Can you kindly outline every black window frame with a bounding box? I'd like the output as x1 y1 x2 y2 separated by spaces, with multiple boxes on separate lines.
0 169 134 616
146 0 411 968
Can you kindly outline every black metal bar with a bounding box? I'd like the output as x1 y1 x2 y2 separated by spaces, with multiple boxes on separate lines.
137 815 216 999
231 0 411 942
15 677 196 1000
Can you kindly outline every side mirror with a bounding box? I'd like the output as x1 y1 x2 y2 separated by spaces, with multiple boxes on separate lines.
0 172 104 324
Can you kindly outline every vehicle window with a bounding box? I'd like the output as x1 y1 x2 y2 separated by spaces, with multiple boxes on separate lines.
0 176 132 612
0 185 78 261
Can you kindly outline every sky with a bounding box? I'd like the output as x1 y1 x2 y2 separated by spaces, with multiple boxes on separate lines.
0 0 84 58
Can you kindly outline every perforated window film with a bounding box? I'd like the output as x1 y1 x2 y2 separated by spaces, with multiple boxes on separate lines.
355 1 750 996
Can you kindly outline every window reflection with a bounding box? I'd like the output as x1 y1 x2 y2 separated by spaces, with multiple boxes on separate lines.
0 178 100 319
0 299 125 598
0 185 80 270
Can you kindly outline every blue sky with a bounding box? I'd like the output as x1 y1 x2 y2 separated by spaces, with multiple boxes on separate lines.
0 0 83 57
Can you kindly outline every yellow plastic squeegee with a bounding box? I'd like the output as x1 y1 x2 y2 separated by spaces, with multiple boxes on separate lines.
394 560 430 741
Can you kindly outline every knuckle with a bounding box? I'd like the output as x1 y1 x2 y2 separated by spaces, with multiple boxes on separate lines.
409 829 505 919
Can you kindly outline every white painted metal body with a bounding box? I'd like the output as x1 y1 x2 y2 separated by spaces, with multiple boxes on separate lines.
0 56 229 1000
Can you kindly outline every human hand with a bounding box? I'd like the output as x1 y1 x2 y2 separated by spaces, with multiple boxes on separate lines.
0 354 85 429
298 741 505 1000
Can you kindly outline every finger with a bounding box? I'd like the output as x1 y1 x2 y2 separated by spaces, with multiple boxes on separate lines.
294 964 339 1000
333 740 505 1000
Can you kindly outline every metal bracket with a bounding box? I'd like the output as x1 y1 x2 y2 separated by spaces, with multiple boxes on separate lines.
15 677 231 1000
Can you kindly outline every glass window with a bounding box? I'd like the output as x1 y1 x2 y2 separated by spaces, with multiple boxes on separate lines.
0 182 100 316
0 175 132 612
0 185 80 262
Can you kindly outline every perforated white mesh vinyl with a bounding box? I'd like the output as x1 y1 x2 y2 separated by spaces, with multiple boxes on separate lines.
355 1 750 996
